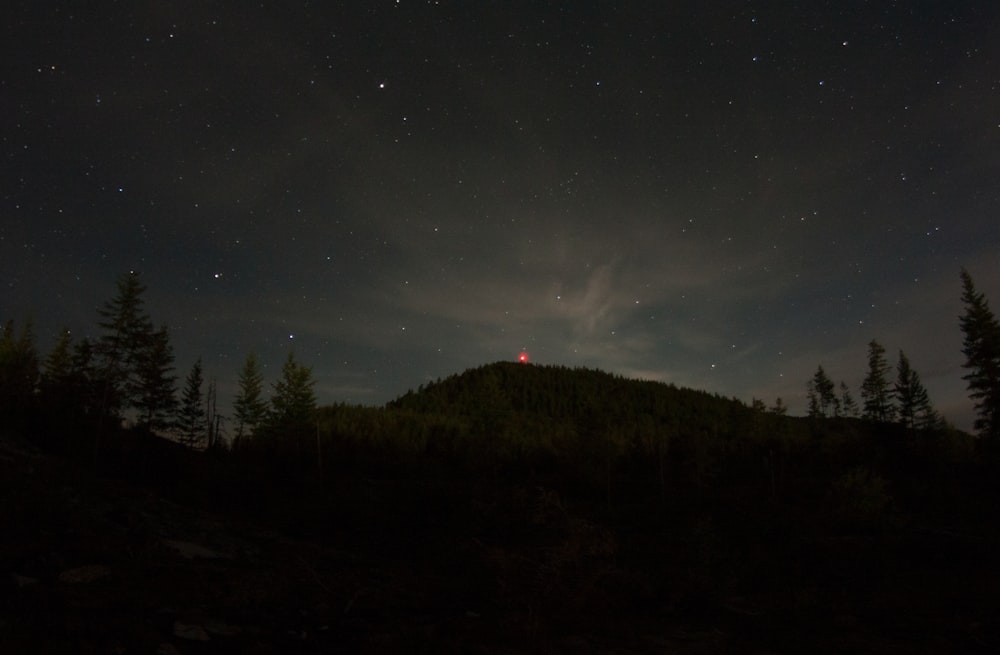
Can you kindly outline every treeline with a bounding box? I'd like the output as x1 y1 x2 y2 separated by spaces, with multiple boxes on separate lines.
0 272 318 460
802 268 1000 448
804 341 943 430
2 268 999 491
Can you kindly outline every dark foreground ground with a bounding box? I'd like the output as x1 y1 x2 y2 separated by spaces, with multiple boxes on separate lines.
2 431 998 654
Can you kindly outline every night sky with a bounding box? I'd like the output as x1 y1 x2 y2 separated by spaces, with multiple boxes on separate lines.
4 2 999 430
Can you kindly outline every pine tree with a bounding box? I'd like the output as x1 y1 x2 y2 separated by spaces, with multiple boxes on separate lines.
40 328 73 405
861 339 895 422
176 359 206 448
769 397 788 415
96 271 154 417
807 365 836 418
232 351 268 442
839 381 859 418
268 351 317 437
959 268 1000 441
894 350 936 431
134 324 177 433
43 328 74 386
0 319 40 417
71 338 99 416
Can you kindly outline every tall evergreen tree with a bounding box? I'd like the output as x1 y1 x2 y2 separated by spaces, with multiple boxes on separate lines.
894 350 936 431
268 351 317 436
96 271 154 417
861 339 895 422
769 397 788 415
959 268 1000 441
176 358 206 448
839 381 859 418
71 337 99 416
232 351 268 442
134 324 177 433
0 319 40 417
807 365 836 418
39 328 83 421
42 328 74 386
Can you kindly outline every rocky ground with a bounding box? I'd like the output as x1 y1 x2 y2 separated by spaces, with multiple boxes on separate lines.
2 431 998 654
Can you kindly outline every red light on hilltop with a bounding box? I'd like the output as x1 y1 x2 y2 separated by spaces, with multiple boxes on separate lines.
518 352 529 364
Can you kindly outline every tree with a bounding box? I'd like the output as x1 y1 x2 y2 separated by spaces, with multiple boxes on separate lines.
268 351 317 437
204 376 225 450
42 328 74 389
176 359 206 448
96 271 154 417
134 324 177 433
959 268 1000 441
232 351 268 443
839 381 859 418
39 328 84 421
769 397 788 415
893 350 937 431
71 337 99 416
861 339 895 422
807 365 836 418
0 319 39 418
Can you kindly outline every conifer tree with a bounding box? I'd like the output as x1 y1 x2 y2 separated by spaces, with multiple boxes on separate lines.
71 338 98 416
769 397 788 415
96 271 154 416
176 358 206 448
807 365 836 417
40 328 88 422
861 339 895 422
43 328 74 386
0 319 40 417
134 324 177 433
959 268 1000 441
268 351 317 436
839 381 859 418
894 350 936 431
233 351 268 442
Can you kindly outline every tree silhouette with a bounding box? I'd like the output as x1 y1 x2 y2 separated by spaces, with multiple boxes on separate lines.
96 271 154 418
807 365 836 417
959 268 1000 441
134 324 177 433
39 328 73 419
42 328 74 391
232 351 268 444
70 337 99 417
839 381 859 418
861 339 895 422
769 397 788 415
0 319 39 419
176 358 207 448
268 351 317 435
893 350 936 432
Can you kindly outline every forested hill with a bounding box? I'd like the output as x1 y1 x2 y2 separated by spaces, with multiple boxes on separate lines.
387 361 755 437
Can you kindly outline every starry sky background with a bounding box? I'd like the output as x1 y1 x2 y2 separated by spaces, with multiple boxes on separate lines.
4 2 999 430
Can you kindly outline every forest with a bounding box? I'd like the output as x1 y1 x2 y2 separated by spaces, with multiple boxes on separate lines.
1 269 999 652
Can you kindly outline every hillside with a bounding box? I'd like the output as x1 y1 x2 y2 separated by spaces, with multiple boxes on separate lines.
389 361 748 423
